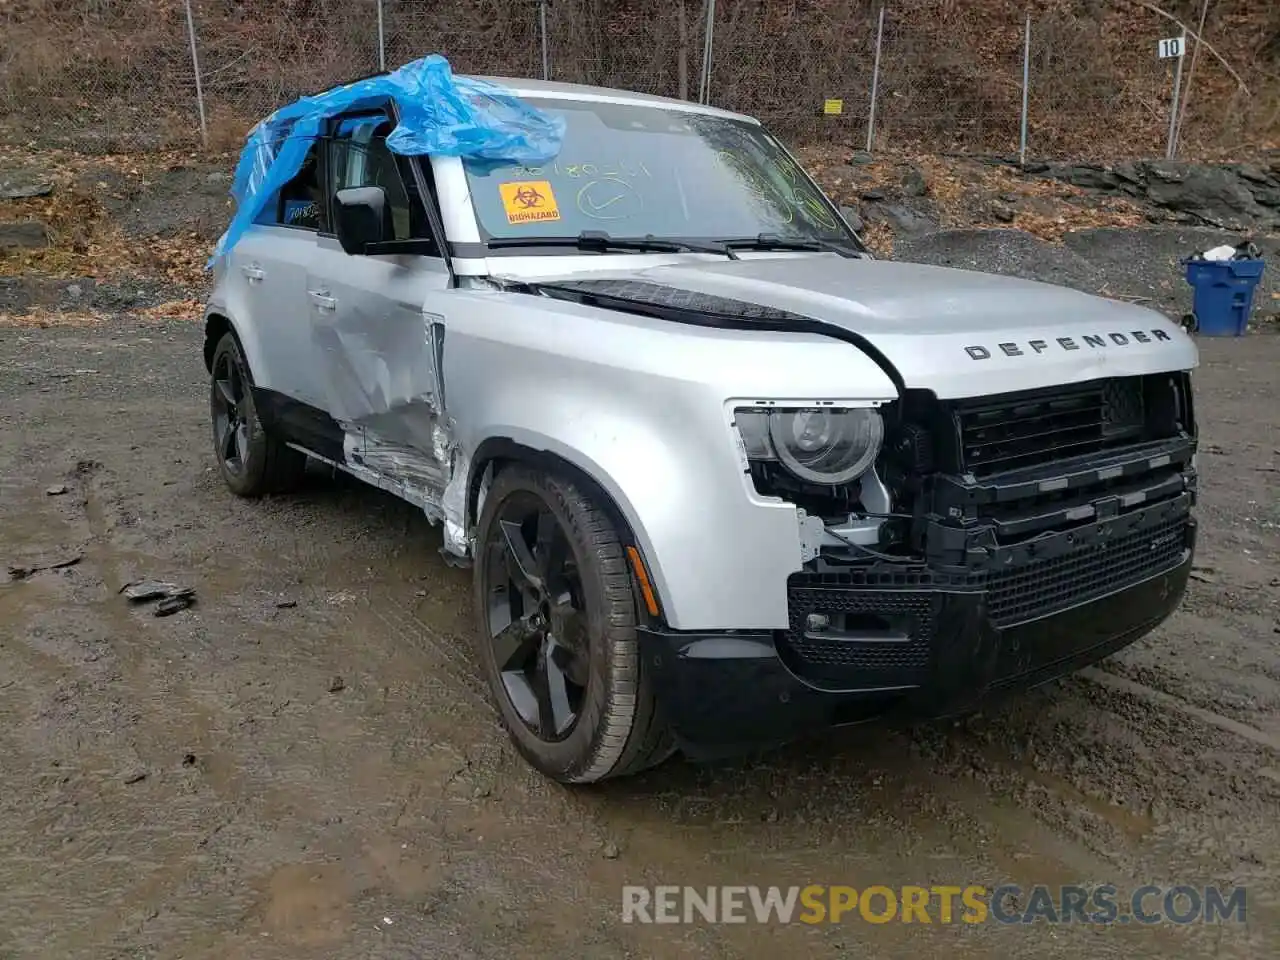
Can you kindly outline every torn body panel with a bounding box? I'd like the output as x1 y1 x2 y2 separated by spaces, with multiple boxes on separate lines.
302 247 466 554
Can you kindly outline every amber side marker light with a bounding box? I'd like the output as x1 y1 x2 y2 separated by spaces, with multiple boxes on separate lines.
625 545 661 617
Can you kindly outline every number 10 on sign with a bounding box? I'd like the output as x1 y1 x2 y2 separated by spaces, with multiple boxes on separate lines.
1161 33 1187 159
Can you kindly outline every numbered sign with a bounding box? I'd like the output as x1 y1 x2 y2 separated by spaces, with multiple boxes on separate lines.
1158 37 1184 59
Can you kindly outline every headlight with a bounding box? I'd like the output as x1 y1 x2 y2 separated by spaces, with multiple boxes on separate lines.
736 407 884 484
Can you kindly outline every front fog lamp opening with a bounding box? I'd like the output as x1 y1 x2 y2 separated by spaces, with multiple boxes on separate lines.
768 407 884 484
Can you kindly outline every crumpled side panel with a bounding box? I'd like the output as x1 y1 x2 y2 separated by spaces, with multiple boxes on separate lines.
209 54 564 266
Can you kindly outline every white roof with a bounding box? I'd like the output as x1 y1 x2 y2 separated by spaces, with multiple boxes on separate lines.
460 75 759 124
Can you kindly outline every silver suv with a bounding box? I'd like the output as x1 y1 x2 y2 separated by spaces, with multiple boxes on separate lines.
203 76 1201 783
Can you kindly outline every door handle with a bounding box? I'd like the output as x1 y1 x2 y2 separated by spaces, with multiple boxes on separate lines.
241 263 265 282
309 291 336 312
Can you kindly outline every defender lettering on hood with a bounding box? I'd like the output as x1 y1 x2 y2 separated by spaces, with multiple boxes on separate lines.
964 328 1174 360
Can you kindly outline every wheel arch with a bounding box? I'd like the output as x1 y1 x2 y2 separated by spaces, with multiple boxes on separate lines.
203 308 267 385
465 435 661 617
467 436 640 546
203 311 234 371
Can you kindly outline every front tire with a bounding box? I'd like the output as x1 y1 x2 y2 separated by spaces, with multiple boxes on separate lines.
473 464 673 783
208 332 307 497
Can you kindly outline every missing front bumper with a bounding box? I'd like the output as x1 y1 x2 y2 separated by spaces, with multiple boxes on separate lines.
638 516 1195 759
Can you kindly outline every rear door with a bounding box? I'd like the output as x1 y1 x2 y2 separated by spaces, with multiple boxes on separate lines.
230 140 328 410
304 111 452 493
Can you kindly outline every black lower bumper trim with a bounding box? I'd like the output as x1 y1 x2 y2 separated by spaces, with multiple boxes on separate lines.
639 529 1193 759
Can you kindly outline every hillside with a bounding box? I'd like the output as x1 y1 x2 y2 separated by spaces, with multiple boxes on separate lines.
0 0 1277 159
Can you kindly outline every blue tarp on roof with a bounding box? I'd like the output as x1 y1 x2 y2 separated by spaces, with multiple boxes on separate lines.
209 54 565 266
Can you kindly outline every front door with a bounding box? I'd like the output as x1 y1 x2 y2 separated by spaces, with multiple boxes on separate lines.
304 111 453 502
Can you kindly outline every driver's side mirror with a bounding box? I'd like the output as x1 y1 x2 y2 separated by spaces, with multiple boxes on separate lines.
333 186 392 255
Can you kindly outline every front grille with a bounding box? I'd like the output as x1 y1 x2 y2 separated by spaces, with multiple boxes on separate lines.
986 516 1188 627
781 586 933 681
956 377 1146 476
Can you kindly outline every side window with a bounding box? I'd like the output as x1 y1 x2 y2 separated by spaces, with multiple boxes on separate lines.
329 118 438 253
277 141 326 231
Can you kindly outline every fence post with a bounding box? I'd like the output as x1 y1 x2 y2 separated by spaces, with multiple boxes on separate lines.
182 0 208 148
698 0 716 104
1019 13 1031 165
865 6 885 153
1165 30 1186 159
539 0 550 80
377 0 386 70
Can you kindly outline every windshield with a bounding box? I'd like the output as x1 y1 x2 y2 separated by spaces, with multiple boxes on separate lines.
462 97 856 248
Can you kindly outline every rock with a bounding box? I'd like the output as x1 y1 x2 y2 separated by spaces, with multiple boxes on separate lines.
122 766 147 785
1113 161 1143 185
999 193 1019 204
0 221 50 250
902 166 929 197
274 598 297 609
1021 160 1049 174
65 283 82 300
0 175 53 200
1064 164 1119 190
1146 161 1189 183
1253 187 1280 208
45 484 68 496
861 188 886 201
155 593 195 616
1144 167 1263 223
840 205 864 232
992 204 1016 223
328 675 345 693
602 841 620 860
1235 163 1276 186
847 150 874 165
876 203 939 237
121 579 188 602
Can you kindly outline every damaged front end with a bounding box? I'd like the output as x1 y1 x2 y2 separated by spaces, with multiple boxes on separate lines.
758 371 1198 700
647 370 1198 757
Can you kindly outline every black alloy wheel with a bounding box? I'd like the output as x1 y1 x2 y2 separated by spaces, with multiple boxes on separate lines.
473 466 674 783
211 346 251 478
207 332 307 496
484 492 590 741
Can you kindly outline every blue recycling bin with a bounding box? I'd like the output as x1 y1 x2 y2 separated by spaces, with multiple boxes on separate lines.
1183 258 1266 337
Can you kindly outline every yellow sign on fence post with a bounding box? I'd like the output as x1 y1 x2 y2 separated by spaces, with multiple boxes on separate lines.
822 98 844 115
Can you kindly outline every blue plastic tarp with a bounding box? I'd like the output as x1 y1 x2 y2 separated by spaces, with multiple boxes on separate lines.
209 54 565 266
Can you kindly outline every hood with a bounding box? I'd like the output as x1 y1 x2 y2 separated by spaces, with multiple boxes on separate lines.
513 253 1200 399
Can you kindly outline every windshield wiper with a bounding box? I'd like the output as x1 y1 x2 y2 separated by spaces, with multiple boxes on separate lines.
487 231 739 260
723 233 863 258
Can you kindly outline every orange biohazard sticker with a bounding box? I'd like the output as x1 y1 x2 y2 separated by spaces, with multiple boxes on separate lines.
499 180 561 225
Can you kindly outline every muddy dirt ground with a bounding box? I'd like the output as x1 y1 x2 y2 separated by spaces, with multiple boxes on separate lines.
0 313 1278 958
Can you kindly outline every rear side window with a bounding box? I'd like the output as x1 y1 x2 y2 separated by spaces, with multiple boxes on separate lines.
252 140 328 232
277 142 326 230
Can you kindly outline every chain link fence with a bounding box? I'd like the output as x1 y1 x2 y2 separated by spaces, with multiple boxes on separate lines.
0 0 1270 160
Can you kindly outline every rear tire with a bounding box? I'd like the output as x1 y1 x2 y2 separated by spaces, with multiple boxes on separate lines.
208 332 307 497
473 464 674 783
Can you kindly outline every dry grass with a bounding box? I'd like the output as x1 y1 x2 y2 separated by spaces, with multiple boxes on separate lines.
1 0 1276 159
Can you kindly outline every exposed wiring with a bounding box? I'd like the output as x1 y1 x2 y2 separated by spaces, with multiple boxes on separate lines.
822 526 908 562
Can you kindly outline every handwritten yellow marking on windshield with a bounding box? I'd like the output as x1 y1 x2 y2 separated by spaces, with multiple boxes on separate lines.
499 180 562 224
552 160 653 179
577 179 642 221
